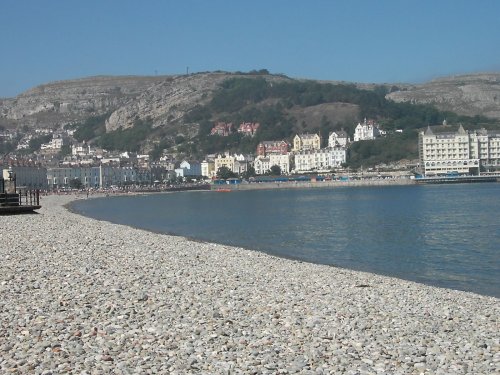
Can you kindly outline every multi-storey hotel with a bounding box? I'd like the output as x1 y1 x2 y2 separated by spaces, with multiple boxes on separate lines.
419 125 500 176
294 147 346 173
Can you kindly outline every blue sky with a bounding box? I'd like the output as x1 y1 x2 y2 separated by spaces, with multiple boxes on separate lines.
1 0 499 97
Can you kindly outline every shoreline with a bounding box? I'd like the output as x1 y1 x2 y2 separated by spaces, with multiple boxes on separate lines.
212 178 415 191
68 191 499 298
1 195 498 373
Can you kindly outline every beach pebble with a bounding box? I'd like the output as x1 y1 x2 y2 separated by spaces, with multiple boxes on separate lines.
0 194 498 374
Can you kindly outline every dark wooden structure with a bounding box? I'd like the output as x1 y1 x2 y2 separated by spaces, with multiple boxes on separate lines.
0 169 41 214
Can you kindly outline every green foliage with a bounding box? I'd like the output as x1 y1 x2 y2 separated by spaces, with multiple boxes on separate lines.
149 138 173 160
58 144 71 157
73 113 108 142
346 131 419 168
234 69 270 75
98 118 152 152
198 133 244 155
175 135 186 144
242 165 256 179
196 103 297 156
216 166 237 179
176 141 199 156
210 77 270 113
28 134 52 152
69 178 83 190
0 140 15 156
269 165 282 176
207 77 497 136
183 105 212 124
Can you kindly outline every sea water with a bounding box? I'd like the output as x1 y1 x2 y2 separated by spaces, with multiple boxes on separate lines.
71 183 500 297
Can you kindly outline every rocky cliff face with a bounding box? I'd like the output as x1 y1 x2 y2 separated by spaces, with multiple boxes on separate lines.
0 76 167 128
105 73 294 132
0 73 293 132
105 73 228 132
1 72 499 134
386 73 500 119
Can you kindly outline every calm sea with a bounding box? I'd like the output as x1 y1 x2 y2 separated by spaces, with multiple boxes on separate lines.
71 183 500 297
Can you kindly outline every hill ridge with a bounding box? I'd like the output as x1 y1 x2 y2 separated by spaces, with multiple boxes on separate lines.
1 71 499 135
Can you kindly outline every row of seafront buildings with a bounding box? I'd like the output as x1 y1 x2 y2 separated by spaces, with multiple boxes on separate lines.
1 164 154 191
205 130 350 178
419 124 500 175
210 119 378 176
8 120 497 189
204 119 384 176
0 129 350 190
252 119 386 174
210 122 500 178
0 119 387 190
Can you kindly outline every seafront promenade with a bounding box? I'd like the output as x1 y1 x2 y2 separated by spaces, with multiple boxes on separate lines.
213 178 415 191
1 195 498 374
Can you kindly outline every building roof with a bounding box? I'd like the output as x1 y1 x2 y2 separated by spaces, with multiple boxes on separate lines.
297 133 319 139
260 140 287 145
330 130 348 137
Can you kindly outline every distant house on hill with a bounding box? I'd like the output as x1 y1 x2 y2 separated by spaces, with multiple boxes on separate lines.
256 140 290 156
210 122 233 136
237 122 260 137
40 133 68 154
353 118 381 142
328 130 350 148
292 133 321 152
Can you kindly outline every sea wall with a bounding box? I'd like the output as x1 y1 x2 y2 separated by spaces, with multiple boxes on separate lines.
0 195 498 374
213 178 415 191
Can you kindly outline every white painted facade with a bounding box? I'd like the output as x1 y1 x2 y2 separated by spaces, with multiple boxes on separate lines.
353 119 381 142
253 156 270 175
41 134 67 150
328 130 350 148
419 125 500 175
294 147 346 172
201 160 215 178
253 154 292 175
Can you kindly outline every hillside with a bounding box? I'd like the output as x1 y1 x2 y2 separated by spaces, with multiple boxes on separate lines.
1 71 499 164
386 73 500 119
3 72 499 131
0 73 293 131
0 76 166 128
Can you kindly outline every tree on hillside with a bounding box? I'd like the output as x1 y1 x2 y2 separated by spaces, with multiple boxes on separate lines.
28 134 52 152
58 144 71 157
0 140 15 156
73 113 109 142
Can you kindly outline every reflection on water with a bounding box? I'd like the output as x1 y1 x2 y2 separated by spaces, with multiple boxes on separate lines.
72 184 500 297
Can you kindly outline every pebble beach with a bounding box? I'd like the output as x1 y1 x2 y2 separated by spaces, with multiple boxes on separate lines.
1 195 498 374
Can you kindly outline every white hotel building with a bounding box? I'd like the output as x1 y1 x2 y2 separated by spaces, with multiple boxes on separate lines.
253 153 292 175
294 147 346 173
419 125 500 175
